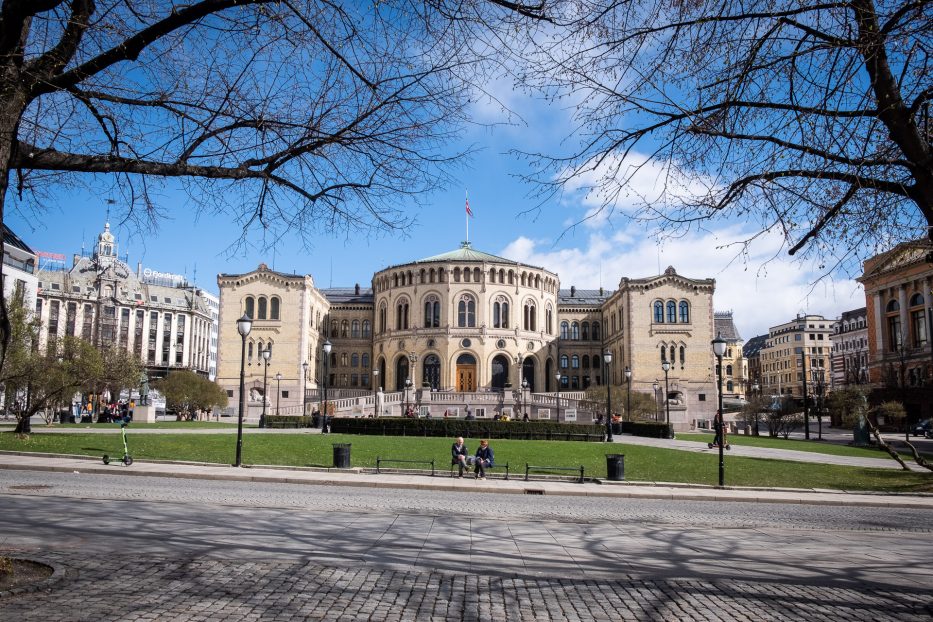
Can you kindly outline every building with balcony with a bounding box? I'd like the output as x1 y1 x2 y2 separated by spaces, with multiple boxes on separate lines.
830 307 869 388
760 314 833 400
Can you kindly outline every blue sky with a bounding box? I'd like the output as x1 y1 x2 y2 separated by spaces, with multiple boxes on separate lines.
6 79 866 341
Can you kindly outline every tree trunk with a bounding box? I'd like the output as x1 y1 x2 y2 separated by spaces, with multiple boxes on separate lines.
864 418 911 471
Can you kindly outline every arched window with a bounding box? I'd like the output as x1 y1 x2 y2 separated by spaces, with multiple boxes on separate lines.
886 299 900 312
362 320 372 338
340 320 349 338
424 296 440 328
463 268 471 282
581 355 590 369
910 293 925 306
269 297 280 320
560 354 569 369
654 301 664 323
581 322 589 341
351 353 360 367
351 320 360 338
492 296 509 328
457 295 476 327
361 353 370 368
660 346 666 363
524 301 536 331
491 355 510 388
560 321 569 340
679 301 689 323
257 297 267 320
340 353 348 367
592 322 601 341
244 296 255 319
727 380 734 392
726 364 734 375
571 355 579 369
679 346 685 363
571 322 580 340
330 319 338 338
667 300 676 323
546 306 553 334
453 267 461 282
489 269 496 283
396 301 409 330
423 354 441 389
248 341 254 360
474 268 481 282
378 305 386 333
670 345 676 363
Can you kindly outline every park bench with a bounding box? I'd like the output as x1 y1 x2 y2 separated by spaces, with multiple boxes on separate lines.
524 463 585 483
375 457 436 476
449 460 511 480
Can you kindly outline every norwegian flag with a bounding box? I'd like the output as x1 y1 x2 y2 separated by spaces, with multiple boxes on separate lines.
465 196 474 218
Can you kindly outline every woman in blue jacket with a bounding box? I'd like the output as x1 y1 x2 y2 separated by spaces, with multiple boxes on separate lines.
474 439 494 480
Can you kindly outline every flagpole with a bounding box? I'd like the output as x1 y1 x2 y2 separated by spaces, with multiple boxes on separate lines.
465 190 469 244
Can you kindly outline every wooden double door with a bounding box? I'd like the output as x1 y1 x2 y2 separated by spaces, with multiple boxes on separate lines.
456 365 476 392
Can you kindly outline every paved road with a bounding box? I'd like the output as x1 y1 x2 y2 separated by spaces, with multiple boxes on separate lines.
1 470 931 620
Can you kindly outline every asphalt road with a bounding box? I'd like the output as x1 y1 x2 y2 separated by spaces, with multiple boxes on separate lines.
1 470 931 621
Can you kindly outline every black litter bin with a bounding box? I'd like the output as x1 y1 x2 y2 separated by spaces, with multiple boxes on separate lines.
605 454 625 481
611 422 622 435
332 443 352 468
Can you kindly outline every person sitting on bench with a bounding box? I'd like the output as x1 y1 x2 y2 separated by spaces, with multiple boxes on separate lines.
451 437 469 478
474 439 494 480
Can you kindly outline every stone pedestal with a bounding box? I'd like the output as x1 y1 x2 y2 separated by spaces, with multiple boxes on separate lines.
133 404 156 423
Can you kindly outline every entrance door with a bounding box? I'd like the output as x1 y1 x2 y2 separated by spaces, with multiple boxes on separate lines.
456 353 477 391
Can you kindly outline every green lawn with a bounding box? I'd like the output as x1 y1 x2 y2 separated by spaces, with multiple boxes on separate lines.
1 431 930 493
677 432 933 460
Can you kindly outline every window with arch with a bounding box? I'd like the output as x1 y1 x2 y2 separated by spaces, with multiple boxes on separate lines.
508 270 514 285
560 321 569 340
670 345 675 363
424 295 440 328
679 301 689 323
457 295 476 327
581 322 589 341
248 341 254 360
492 296 510 328
667 300 676 323
910 293 927 347
361 353 370 368
473 267 481 282
654 301 664 323
378 305 387 333
571 322 580 340
362 320 372 338
463 268 471 282
571 355 579 369
524 301 536 331
546 306 553 334
244 296 255 319
726 364 734 376
351 353 360 367
453 267 461 282
660 346 667 363
679 346 685 364
581 355 590 369
340 352 348 367
396 300 409 330
560 354 569 369
727 380 734 392
270 297 280 320
330 319 338 338
341 320 349 338
886 299 902 350
257 296 268 320
351 320 360 338
592 322 601 341
489 268 496 283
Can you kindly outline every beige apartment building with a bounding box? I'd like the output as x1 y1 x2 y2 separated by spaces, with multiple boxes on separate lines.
217 248 721 427
831 307 869 388
714 311 747 401
760 314 833 400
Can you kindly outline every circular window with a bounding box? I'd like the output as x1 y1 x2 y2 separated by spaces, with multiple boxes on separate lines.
461 338 471 348
427 339 435 347
496 339 506 349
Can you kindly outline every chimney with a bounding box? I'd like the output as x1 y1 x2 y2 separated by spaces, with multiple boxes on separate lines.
599 286 604 296
355 283 360 295
570 285 576 297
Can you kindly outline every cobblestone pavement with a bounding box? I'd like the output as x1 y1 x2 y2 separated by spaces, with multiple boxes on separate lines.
1 552 929 621
2 471 932 620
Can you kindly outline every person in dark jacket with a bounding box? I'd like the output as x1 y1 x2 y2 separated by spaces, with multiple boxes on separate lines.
451 437 469 478
474 439 494 480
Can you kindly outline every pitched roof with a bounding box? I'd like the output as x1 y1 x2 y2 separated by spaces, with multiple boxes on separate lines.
714 311 743 341
558 288 612 305
3 224 35 255
743 334 768 358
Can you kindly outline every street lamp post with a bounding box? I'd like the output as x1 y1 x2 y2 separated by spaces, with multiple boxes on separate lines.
624 366 632 421
816 370 824 441
322 340 332 433
521 378 528 419
661 360 671 432
603 352 613 442
652 381 660 421
712 332 727 487
555 372 562 420
373 369 379 395
408 352 419 413
234 314 252 467
404 378 412 416
275 372 282 416
259 345 271 429
751 382 760 435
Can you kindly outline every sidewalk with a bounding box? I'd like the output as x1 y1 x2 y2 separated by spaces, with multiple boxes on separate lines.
1 450 931 509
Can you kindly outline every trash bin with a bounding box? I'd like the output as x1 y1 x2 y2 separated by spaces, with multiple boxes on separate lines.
605 454 625 481
332 443 352 468
611 422 622 435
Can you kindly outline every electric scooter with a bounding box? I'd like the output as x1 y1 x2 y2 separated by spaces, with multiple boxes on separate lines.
102 419 133 466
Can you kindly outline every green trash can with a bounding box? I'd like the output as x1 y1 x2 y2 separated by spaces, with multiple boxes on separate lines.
332 443 352 468
605 454 625 481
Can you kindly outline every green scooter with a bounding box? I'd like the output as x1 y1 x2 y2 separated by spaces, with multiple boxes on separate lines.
102 419 133 466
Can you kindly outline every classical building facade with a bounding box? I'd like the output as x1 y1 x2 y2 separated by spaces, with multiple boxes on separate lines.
219 249 722 427
35 223 216 379
760 314 833 400
830 307 869 388
858 239 933 421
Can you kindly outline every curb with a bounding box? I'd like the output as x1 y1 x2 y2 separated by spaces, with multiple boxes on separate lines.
0 555 75 600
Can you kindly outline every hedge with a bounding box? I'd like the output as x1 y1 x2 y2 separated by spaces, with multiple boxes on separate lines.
329 417 605 442
618 420 674 439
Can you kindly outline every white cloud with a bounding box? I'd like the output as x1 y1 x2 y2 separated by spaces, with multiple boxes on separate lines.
500 225 864 339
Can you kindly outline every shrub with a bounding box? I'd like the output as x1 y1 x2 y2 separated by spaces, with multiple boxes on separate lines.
329 417 604 441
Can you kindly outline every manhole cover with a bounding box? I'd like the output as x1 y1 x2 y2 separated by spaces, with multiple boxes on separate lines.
9 485 53 491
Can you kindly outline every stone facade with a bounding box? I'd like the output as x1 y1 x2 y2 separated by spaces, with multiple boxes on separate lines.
760 314 833 400
714 311 747 401
216 246 719 427
830 307 868 388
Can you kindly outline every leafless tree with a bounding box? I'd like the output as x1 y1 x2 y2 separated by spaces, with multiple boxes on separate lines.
498 1 931 270
0 0 543 361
